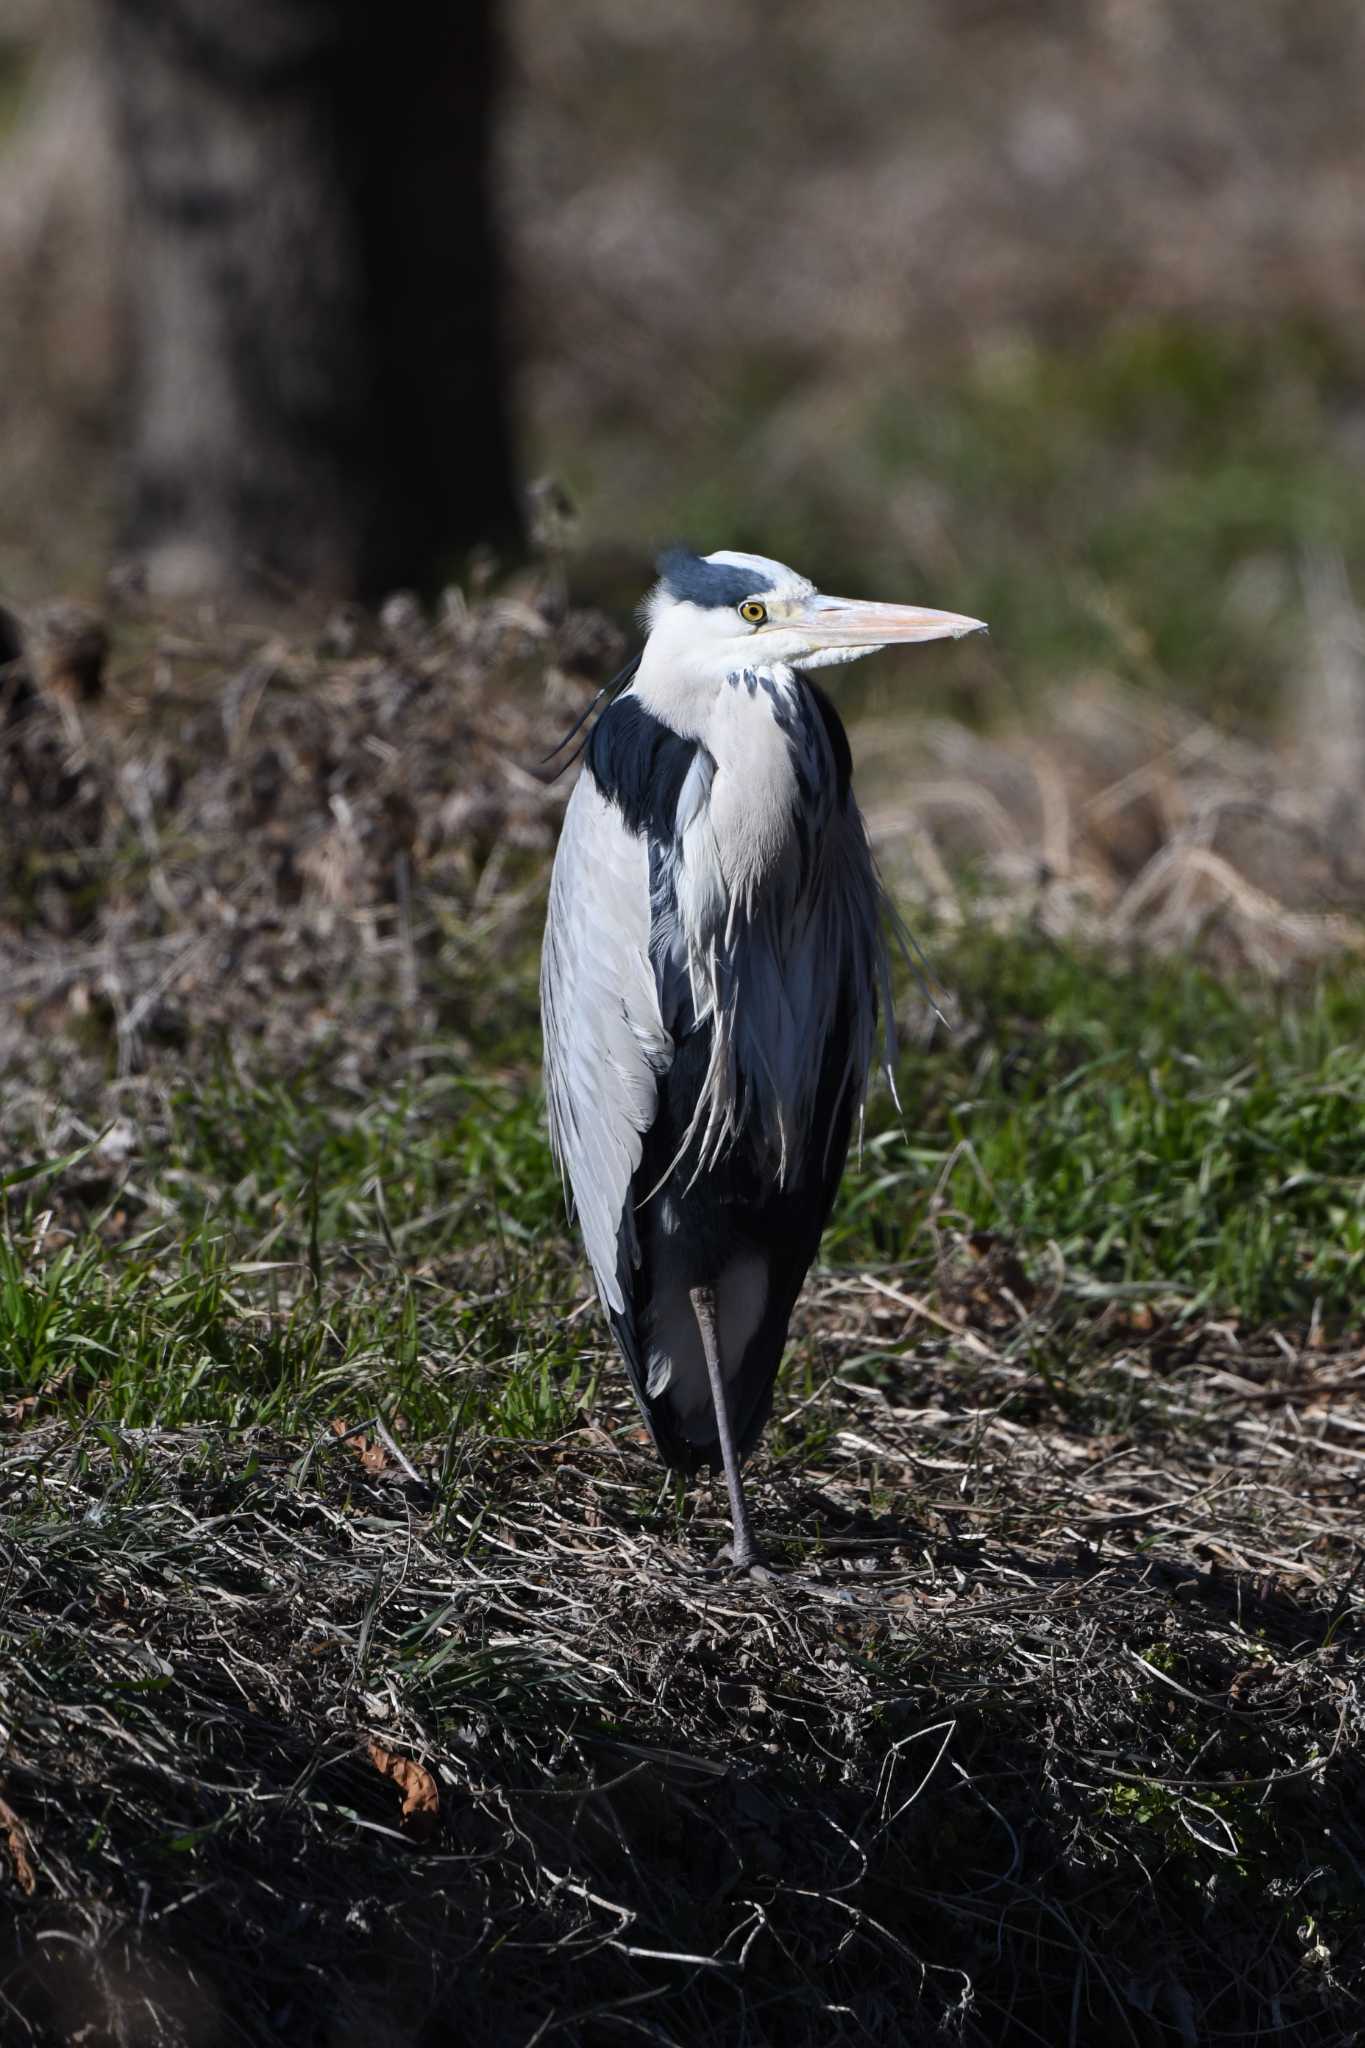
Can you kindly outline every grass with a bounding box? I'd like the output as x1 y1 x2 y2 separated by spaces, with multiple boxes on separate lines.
2 585 1363 2044
853 935 1365 1321
568 323 1365 736
8 935 1363 1450
4 926 1365 2043
865 325 1365 723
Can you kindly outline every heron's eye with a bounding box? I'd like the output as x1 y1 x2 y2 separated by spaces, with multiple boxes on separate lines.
739 600 767 625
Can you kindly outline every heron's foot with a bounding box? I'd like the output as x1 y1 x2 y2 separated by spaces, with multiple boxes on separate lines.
717 1540 777 1582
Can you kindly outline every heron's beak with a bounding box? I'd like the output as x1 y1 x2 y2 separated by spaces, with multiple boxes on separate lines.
799 594 987 648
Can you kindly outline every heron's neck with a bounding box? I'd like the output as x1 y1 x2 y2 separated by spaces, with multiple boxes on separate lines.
713 670 808 899
633 659 813 902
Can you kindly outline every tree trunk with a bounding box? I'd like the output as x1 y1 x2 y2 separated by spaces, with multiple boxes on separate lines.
99 0 521 602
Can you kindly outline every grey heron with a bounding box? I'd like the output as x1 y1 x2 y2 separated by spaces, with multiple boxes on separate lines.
541 549 985 1570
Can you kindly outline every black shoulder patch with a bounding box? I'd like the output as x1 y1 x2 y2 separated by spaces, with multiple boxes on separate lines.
586 694 699 840
805 680 853 808
656 548 775 611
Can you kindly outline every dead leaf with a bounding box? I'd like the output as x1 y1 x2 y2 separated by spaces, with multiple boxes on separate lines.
367 1741 439 1842
0 1794 37 1895
331 1417 387 1474
1227 1663 1283 1706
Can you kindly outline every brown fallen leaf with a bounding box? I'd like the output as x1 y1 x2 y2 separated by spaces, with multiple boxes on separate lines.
367 1741 439 1842
1227 1663 1286 1707
331 1417 387 1474
0 1794 37 1895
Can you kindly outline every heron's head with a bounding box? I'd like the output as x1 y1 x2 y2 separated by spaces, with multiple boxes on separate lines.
641 548 986 686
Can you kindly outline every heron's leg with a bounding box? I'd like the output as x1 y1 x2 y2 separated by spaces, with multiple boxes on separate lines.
689 1283 763 1571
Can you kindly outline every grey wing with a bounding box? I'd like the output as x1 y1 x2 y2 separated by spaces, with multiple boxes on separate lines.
540 773 673 1315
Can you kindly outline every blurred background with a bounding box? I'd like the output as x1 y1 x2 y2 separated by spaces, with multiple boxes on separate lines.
512 0 1365 725
4 0 1365 967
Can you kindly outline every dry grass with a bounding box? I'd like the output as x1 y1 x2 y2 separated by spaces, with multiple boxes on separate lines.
862 557 1365 980
3 1274 1362 2046
0 579 614 1084
6 555 1365 1111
